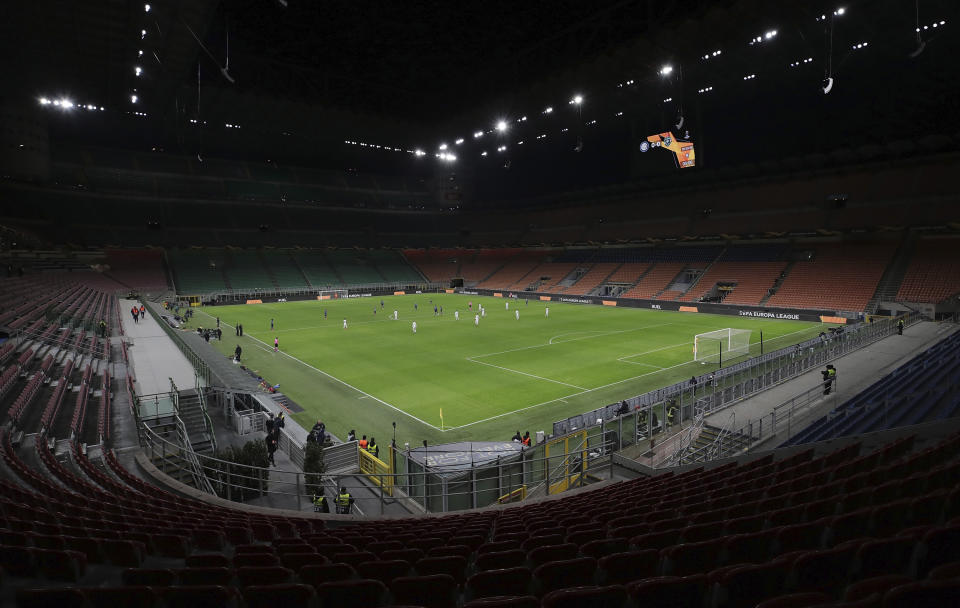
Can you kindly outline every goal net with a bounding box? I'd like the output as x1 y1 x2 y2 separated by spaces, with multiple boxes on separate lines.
318 289 348 300
693 328 752 364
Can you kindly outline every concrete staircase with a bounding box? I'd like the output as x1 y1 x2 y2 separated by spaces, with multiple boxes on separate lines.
687 423 752 460
866 231 918 313
760 261 796 305
176 388 216 455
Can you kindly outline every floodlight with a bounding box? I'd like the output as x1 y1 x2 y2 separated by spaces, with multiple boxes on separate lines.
835 7 845 15
496 120 507 132
144 3 151 12
455 138 464 145
39 98 50 105
414 149 425 156
60 99 72 108
660 65 673 75
481 151 488 156
473 130 484 138
439 143 448 150
544 106 553 114
572 95 583 104
138 49 144 57
131 94 138 103
135 66 142 76
141 29 147 39
520 116 527 121
765 30 777 39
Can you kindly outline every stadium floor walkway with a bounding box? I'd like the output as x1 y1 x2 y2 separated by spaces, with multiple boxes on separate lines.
119 298 197 395
705 320 959 449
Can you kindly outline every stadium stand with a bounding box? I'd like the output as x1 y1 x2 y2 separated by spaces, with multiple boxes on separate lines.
475 251 553 290
325 250 387 285
224 250 275 291
402 249 467 283
367 250 423 283
565 263 621 295
167 249 228 294
291 251 341 288
1 414 958 606
261 251 311 289
683 262 788 305
782 331 960 446
621 263 686 299
514 262 579 292
765 243 896 312
102 249 168 292
460 250 523 284
896 236 960 304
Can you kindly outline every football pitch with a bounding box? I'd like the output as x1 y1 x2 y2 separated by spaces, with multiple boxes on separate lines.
198 294 829 447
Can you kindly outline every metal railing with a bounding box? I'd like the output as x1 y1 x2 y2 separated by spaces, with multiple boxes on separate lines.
143 301 212 386
552 314 915 440
138 420 618 515
663 408 706 467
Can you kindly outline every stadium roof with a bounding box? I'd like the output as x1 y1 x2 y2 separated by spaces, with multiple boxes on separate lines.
3 0 958 179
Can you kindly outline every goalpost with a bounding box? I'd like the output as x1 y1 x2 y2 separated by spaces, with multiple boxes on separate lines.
318 289 349 300
693 328 752 365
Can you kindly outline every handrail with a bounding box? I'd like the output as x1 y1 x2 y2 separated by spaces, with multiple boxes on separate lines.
664 408 705 467
138 419 615 514
173 413 216 495
553 313 916 439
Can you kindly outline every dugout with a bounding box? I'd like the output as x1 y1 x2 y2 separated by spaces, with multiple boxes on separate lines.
398 441 528 512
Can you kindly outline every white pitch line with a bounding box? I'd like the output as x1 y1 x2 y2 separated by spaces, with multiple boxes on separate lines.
446 323 826 431
466 357 587 390
617 340 694 363
197 310 442 430
471 322 673 360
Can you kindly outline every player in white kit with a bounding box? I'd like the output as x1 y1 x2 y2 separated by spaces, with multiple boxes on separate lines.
393 310 398 320
515 309 519 321
474 314 479 326
412 321 417 333
505 301 509 310
455 310 459 321
545 306 549 317
342 319 348 329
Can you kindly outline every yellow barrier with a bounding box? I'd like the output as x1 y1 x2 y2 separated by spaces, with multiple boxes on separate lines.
358 448 394 496
544 430 588 495
498 486 527 504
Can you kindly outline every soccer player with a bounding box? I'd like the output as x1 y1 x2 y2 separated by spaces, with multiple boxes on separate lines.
474 314 479 327
271 318 274 330
515 309 519 321
324 309 327 319
343 318 348 329
545 306 549 318
414 302 418 311
412 321 417 334
455 310 459 321
505 301 509 310
394 310 398 320
481 307 486 318
434 305 438 316
274 337 279 352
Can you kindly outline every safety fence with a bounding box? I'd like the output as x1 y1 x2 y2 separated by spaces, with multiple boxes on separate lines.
137 419 620 515
551 314 915 442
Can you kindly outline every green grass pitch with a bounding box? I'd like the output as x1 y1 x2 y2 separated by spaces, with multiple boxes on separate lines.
197 294 828 447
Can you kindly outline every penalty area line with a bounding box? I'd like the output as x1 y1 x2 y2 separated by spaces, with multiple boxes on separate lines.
196 310 443 431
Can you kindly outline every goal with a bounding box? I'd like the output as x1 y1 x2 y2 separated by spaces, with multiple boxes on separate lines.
694 328 752 364
318 289 348 300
